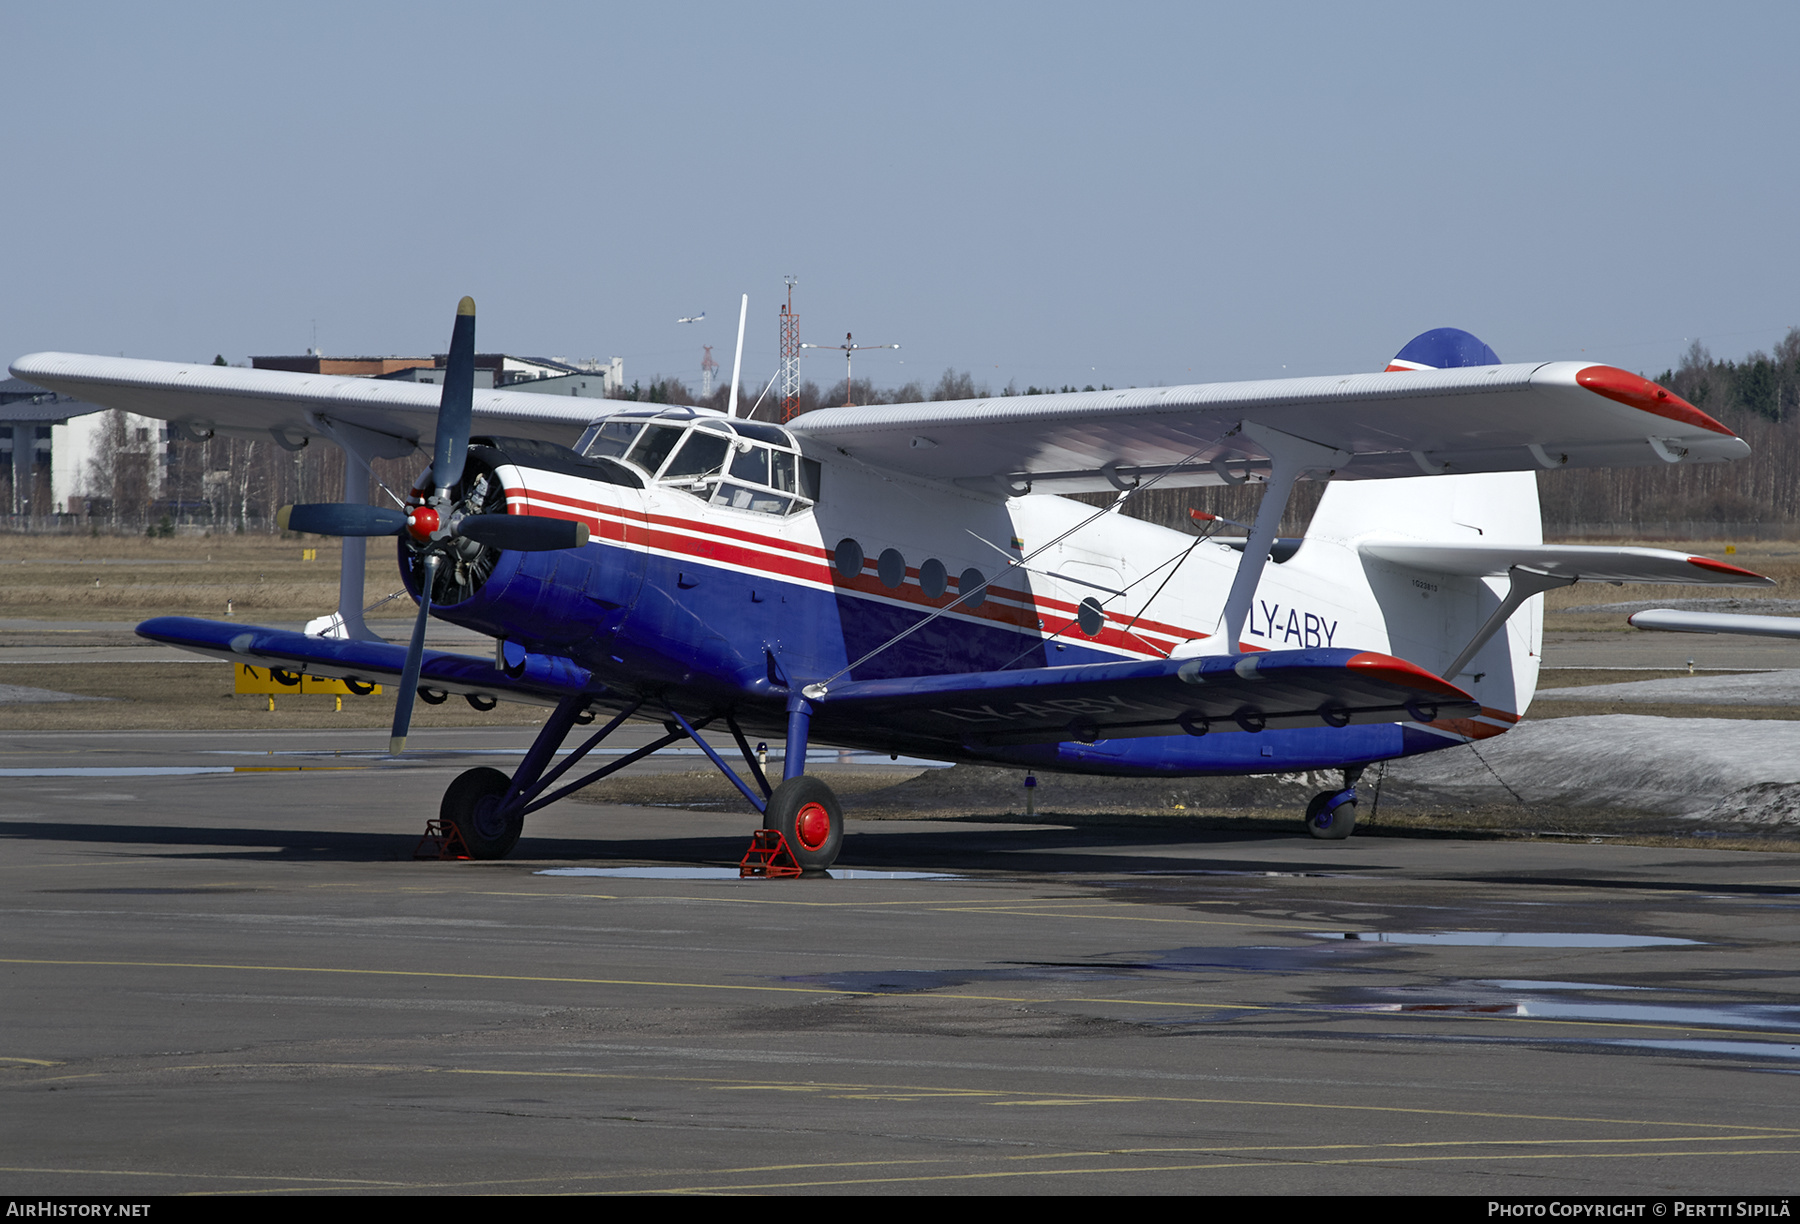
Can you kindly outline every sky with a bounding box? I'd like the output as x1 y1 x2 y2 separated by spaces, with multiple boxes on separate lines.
5 2 1797 395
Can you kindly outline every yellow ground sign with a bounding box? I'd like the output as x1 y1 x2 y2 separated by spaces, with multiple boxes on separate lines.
234 664 381 696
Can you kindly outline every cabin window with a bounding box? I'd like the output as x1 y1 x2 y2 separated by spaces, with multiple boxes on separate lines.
729 443 769 485
712 484 792 515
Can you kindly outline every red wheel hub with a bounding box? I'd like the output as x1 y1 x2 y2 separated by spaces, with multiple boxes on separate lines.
406 505 440 541
793 801 831 851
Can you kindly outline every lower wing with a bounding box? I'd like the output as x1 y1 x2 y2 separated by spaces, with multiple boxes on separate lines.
137 617 596 706
808 649 1477 750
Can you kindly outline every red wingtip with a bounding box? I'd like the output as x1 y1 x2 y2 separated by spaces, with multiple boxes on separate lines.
1345 650 1474 699
1686 555 1770 580
1576 366 1735 437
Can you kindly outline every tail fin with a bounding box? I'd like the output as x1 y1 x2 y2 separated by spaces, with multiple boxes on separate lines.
1384 326 1501 372
1303 328 1541 729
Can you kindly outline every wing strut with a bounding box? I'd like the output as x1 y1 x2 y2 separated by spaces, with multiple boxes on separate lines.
1440 567 1575 680
1219 422 1348 653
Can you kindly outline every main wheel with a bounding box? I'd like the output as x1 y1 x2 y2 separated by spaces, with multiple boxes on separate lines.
1304 789 1356 840
441 766 523 859
765 775 843 871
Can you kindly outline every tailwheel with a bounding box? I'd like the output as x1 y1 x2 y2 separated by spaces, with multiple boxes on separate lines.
441 766 523 859
1304 789 1357 840
765 775 842 871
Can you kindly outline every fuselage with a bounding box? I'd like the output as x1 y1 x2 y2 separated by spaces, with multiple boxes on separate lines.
407 406 1529 777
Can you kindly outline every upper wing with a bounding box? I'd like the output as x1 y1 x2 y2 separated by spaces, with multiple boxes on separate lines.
1628 609 1800 639
9 353 597 458
1358 543 1774 586
810 648 1477 750
791 362 1747 494
137 616 596 706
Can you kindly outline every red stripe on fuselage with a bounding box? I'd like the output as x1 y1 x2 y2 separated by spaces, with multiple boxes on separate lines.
500 478 1211 654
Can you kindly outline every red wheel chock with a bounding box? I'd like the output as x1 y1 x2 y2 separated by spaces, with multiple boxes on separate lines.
415 819 470 861
739 829 802 878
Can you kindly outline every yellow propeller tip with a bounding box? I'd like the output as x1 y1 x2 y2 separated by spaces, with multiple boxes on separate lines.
457 296 476 316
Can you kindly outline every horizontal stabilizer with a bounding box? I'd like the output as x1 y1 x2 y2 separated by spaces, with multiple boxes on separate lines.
1360 542 1772 586
811 649 1477 749
1629 609 1800 639
135 617 595 707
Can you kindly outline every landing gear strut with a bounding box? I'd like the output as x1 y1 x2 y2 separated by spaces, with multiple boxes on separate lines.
1305 765 1364 841
425 691 845 870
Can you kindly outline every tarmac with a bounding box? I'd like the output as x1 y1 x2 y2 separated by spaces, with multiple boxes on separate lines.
1 623 1798 1195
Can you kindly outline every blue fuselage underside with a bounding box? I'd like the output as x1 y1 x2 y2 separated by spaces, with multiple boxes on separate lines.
428 537 1462 777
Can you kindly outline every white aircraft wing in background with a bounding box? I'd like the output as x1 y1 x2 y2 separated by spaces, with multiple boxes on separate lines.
1630 609 1800 639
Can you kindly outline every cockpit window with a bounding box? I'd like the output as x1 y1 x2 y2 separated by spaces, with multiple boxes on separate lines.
578 419 644 459
580 413 821 515
662 429 732 481
626 425 684 475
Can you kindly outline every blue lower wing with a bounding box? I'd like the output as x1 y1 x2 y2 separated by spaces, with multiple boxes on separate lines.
809 649 1477 749
137 616 595 707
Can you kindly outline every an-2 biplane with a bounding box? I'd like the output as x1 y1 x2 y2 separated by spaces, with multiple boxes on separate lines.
11 304 1774 867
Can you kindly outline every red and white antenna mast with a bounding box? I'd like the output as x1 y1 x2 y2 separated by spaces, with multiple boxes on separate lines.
700 345 719 399
779 276 801 422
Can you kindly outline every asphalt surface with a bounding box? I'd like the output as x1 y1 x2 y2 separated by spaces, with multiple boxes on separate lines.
2 725 1797 1196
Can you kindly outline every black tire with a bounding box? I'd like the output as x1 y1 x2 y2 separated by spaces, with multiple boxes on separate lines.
765 775 842 871
441 766 522 859
1305 790 1356 840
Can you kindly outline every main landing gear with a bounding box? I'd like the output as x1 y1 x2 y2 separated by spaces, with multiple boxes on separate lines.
1304 765 1365 841
435 691 843 869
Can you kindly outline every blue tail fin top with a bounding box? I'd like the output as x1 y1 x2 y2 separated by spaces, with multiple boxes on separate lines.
1387 328 1500 371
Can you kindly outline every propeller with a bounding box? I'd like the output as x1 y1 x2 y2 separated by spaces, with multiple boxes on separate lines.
276 296 591 754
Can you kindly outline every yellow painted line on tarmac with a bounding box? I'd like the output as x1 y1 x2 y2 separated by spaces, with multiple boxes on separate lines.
396 887 1282 926
0 1056 60 1066
608 1147 1800 1194
0 957 863 998
5 956 1798 1045
9 1062 1799 1194
64 1059 1800 1137
0 1165 405 1188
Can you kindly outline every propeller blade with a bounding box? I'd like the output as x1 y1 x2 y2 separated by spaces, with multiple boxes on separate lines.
278 503 408 537
389 553 440 755
454 514 590 552
432 296 477 500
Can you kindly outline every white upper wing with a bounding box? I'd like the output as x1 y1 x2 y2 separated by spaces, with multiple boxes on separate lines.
8 352 596 458
1359 542 1774 586
12 352 1749 491
790 361 1749 494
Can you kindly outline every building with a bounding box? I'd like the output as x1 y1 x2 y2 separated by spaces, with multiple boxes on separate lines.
252 353 625 396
